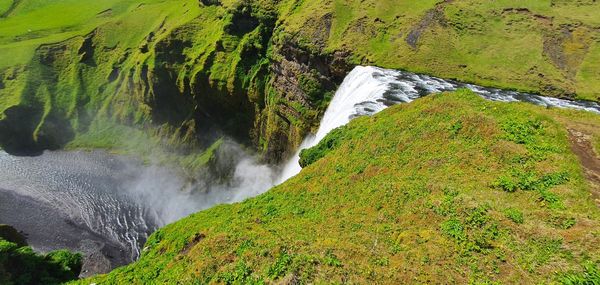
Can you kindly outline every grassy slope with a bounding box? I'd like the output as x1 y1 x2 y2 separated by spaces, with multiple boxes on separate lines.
281 0 600 101
0 0 193 69
0 0 284 161
79 91 600 284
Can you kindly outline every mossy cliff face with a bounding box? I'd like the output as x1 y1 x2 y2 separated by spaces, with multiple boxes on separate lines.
0 0 347 159
1 0 600 159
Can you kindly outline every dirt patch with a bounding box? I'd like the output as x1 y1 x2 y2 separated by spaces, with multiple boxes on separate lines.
405 1 451 49
1 0 20 18
501 8 552 25
96 8 113 17
568 128 600 207
180 233 206 255
310 13 333 49
543 25 594 78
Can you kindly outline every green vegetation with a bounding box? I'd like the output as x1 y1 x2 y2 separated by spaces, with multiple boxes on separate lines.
558 261 600 285
503 208 524 224
77 91 600 283
281 0 600 100
2 0 600 161
2 0 600 283
298 126 347 167
0 225 82 285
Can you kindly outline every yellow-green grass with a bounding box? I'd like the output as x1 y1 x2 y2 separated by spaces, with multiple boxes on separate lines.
0 0 201 68
78 90 600 284
281 0 600 100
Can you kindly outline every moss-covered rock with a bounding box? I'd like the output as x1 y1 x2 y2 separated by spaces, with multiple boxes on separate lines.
0 225 82 285
0 225 26 247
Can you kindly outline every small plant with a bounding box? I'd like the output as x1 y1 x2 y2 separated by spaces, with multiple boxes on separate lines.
236 240 254 256
324 250 342 267
219 260 263 285
561 218 577 230
494 170 569 195
441 218 466 241
466 205 491 227
431 188 459 216
550 215 577 230
494 175 517 192
267 251 293 279
449 120 463 137
372 256 389 266
538 172 570 189
504 208 524 224
501 118 544 145
557 261 600 284
538 190 563 208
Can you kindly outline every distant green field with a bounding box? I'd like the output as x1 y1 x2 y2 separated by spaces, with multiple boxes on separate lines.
0 0 198 68
280 0 600 101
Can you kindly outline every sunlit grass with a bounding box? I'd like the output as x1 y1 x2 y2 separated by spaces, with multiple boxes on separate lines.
78 91 600 284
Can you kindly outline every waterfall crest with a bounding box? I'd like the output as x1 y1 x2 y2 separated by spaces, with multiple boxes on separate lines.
278 66 600 183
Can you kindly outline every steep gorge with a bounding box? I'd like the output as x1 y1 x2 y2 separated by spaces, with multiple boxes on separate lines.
2 0 600 163
0 0 346 163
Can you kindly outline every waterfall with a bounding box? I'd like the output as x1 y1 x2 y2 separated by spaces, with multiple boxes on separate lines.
277 66 600 183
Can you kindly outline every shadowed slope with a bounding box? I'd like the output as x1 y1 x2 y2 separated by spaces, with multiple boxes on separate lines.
80 91 600 284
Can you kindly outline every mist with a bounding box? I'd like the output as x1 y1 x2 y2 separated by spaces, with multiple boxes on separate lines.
0 136 279 271
122 138 278 226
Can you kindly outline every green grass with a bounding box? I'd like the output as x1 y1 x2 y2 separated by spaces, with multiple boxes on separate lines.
2 0 600 162
0 0 12 15
77 91 600 284
0 0 282 160
281 0 600 100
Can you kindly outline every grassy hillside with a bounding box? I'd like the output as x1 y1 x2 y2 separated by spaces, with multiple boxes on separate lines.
281 0 600 100
1 0 599 161
78 91 600 284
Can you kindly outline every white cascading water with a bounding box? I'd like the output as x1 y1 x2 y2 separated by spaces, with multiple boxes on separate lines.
278 66 600 182
277 67 403 182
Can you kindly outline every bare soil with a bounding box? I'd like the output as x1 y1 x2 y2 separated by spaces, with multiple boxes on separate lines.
568 128 600 207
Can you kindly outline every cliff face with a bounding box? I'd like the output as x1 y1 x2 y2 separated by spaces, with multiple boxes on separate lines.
0 0 348 161
1 0 599 160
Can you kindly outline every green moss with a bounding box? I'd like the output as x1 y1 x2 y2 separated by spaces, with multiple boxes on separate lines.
298 126 347 167
0 237 82 284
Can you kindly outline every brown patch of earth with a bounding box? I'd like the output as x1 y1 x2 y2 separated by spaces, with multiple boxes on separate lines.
405 0 454 49
568 128 600 207
180 232 206 255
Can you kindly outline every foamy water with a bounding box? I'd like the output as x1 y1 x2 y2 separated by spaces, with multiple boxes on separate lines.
277 66 600 182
